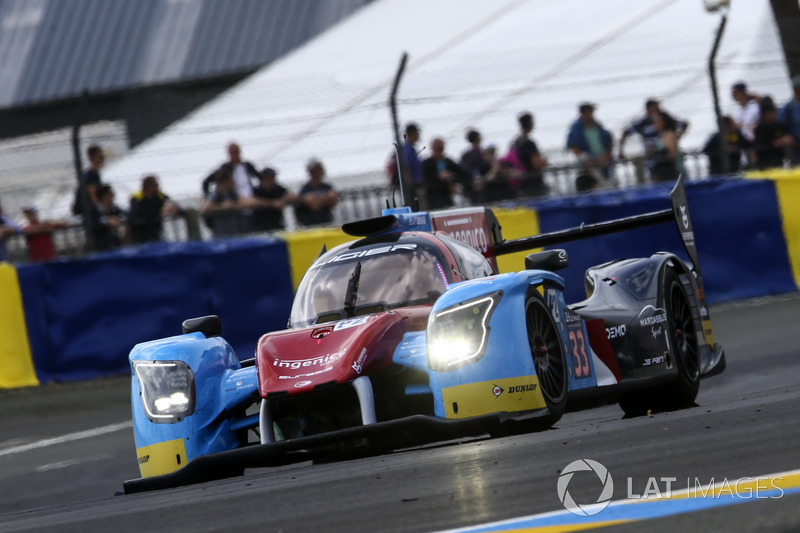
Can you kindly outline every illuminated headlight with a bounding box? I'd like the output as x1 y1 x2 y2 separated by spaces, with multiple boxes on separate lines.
132 360 196 423
427 291 501 371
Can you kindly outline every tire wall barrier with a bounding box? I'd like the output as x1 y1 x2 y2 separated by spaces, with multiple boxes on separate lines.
1 177 797 388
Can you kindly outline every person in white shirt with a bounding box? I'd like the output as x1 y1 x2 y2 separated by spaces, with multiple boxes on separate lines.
731 81 760 142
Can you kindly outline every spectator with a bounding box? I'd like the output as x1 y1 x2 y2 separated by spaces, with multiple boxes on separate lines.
779 75 800 163
402 123 423 187
0 200 22 262
505 112 548 197
619 99 689 176
251 167 296 232
459 129 491 202
128 175 180 244
90 184 126 251
751 96 794 170
201 142 260 198
21 205 66 263
295 158 339 227
701 116 749 175
422 138 469 210
566 102 614 190
72 144 105 216
647 112 684 183
201 167 246 238
731 81 760 142
476 145 516 203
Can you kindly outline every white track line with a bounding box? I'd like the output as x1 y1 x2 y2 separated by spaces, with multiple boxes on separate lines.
0 421 132 457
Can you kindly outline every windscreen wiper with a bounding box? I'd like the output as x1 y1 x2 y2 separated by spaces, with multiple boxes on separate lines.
344 261 362 317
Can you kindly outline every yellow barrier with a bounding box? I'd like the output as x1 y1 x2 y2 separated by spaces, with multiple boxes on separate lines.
492 207 542 273
745 170 800 288
281 228 353 290
0 263 38 388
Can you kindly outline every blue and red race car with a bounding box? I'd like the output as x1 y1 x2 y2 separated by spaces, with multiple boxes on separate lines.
125 177 724 493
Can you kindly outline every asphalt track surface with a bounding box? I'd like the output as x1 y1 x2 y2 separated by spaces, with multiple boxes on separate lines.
1 293 800 532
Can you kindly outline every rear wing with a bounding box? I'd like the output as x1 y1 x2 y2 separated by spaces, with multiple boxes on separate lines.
493 176 700 275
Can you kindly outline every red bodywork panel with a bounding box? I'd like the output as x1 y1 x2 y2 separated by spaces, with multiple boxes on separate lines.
431 207 498 272
256 306 431 397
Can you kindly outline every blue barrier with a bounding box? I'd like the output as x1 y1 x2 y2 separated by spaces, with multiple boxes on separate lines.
17 238 294 383
529 178 796 304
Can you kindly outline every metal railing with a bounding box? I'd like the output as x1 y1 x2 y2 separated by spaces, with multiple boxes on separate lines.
3 150 730 264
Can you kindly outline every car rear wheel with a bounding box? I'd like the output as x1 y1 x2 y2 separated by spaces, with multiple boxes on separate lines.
526 292 567 423
619 269 699 416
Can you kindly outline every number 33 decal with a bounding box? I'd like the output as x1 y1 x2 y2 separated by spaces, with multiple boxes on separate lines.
568 329 591 378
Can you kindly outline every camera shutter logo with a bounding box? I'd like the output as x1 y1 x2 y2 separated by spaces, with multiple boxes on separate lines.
557 459 614 516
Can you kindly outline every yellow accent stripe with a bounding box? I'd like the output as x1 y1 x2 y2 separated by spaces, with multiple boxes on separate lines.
493 208 541 273
490 520 632 532
744 170 800 289
0 264 38 388
442 375 545 419
280 228 353 289
136 438 188 478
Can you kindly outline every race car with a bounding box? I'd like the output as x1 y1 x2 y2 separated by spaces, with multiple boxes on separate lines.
124 177 725 493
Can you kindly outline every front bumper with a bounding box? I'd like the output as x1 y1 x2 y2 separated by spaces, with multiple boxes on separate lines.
122 408 551 494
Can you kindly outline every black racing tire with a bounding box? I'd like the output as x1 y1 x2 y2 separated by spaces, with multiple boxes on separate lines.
525 291 568 424
661 269 700 407
618 269 700 417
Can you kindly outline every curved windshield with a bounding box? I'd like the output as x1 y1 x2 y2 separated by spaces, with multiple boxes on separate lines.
290 240 452 328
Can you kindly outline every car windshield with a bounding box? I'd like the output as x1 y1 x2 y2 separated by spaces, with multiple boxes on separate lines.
290 240 452 328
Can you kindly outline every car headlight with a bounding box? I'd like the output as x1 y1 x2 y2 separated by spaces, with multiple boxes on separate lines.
132 360 196 423
427 291 501 371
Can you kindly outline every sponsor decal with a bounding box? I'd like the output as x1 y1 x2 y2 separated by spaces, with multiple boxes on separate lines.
138 455 150 465
564 307 582 325
313 244 418 268
640 314 667 327
547 291 561 324
352 348 368 374
642 355 666 366
606 324 626 339
294 380 312 388
651 326 663 339
508 384 538 394
492 385 504 397
272 351 343 370
333 316 370 331
278 368 332 380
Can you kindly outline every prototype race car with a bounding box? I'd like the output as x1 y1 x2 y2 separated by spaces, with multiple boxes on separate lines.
124 177 724 493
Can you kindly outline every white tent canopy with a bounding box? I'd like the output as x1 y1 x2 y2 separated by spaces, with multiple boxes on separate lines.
85 0 788 214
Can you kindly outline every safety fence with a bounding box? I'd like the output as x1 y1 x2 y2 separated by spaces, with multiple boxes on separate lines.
3 150 719 263
2 171 797 389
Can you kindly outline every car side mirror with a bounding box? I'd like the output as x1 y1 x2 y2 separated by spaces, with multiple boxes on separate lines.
524 249 569 272
182 315 222 338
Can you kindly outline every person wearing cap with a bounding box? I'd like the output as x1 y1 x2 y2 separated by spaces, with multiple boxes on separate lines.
751 96 794 170
779 75 800 162
0 200 22 262
731 81 760 142
251 167 296 232
618 99 689 163
566 102 614 189
21 205 67 263
128 175 181 244
294 159 339 227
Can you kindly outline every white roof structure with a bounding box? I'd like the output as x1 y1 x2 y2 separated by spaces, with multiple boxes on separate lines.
87 0 788 213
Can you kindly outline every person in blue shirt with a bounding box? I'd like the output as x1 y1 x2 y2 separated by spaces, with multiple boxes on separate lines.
295 159 339 227
0 200 22 262
566 102 614 189
779 75 800 164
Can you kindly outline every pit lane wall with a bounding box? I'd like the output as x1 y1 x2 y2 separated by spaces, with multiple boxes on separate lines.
1 177 797 388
